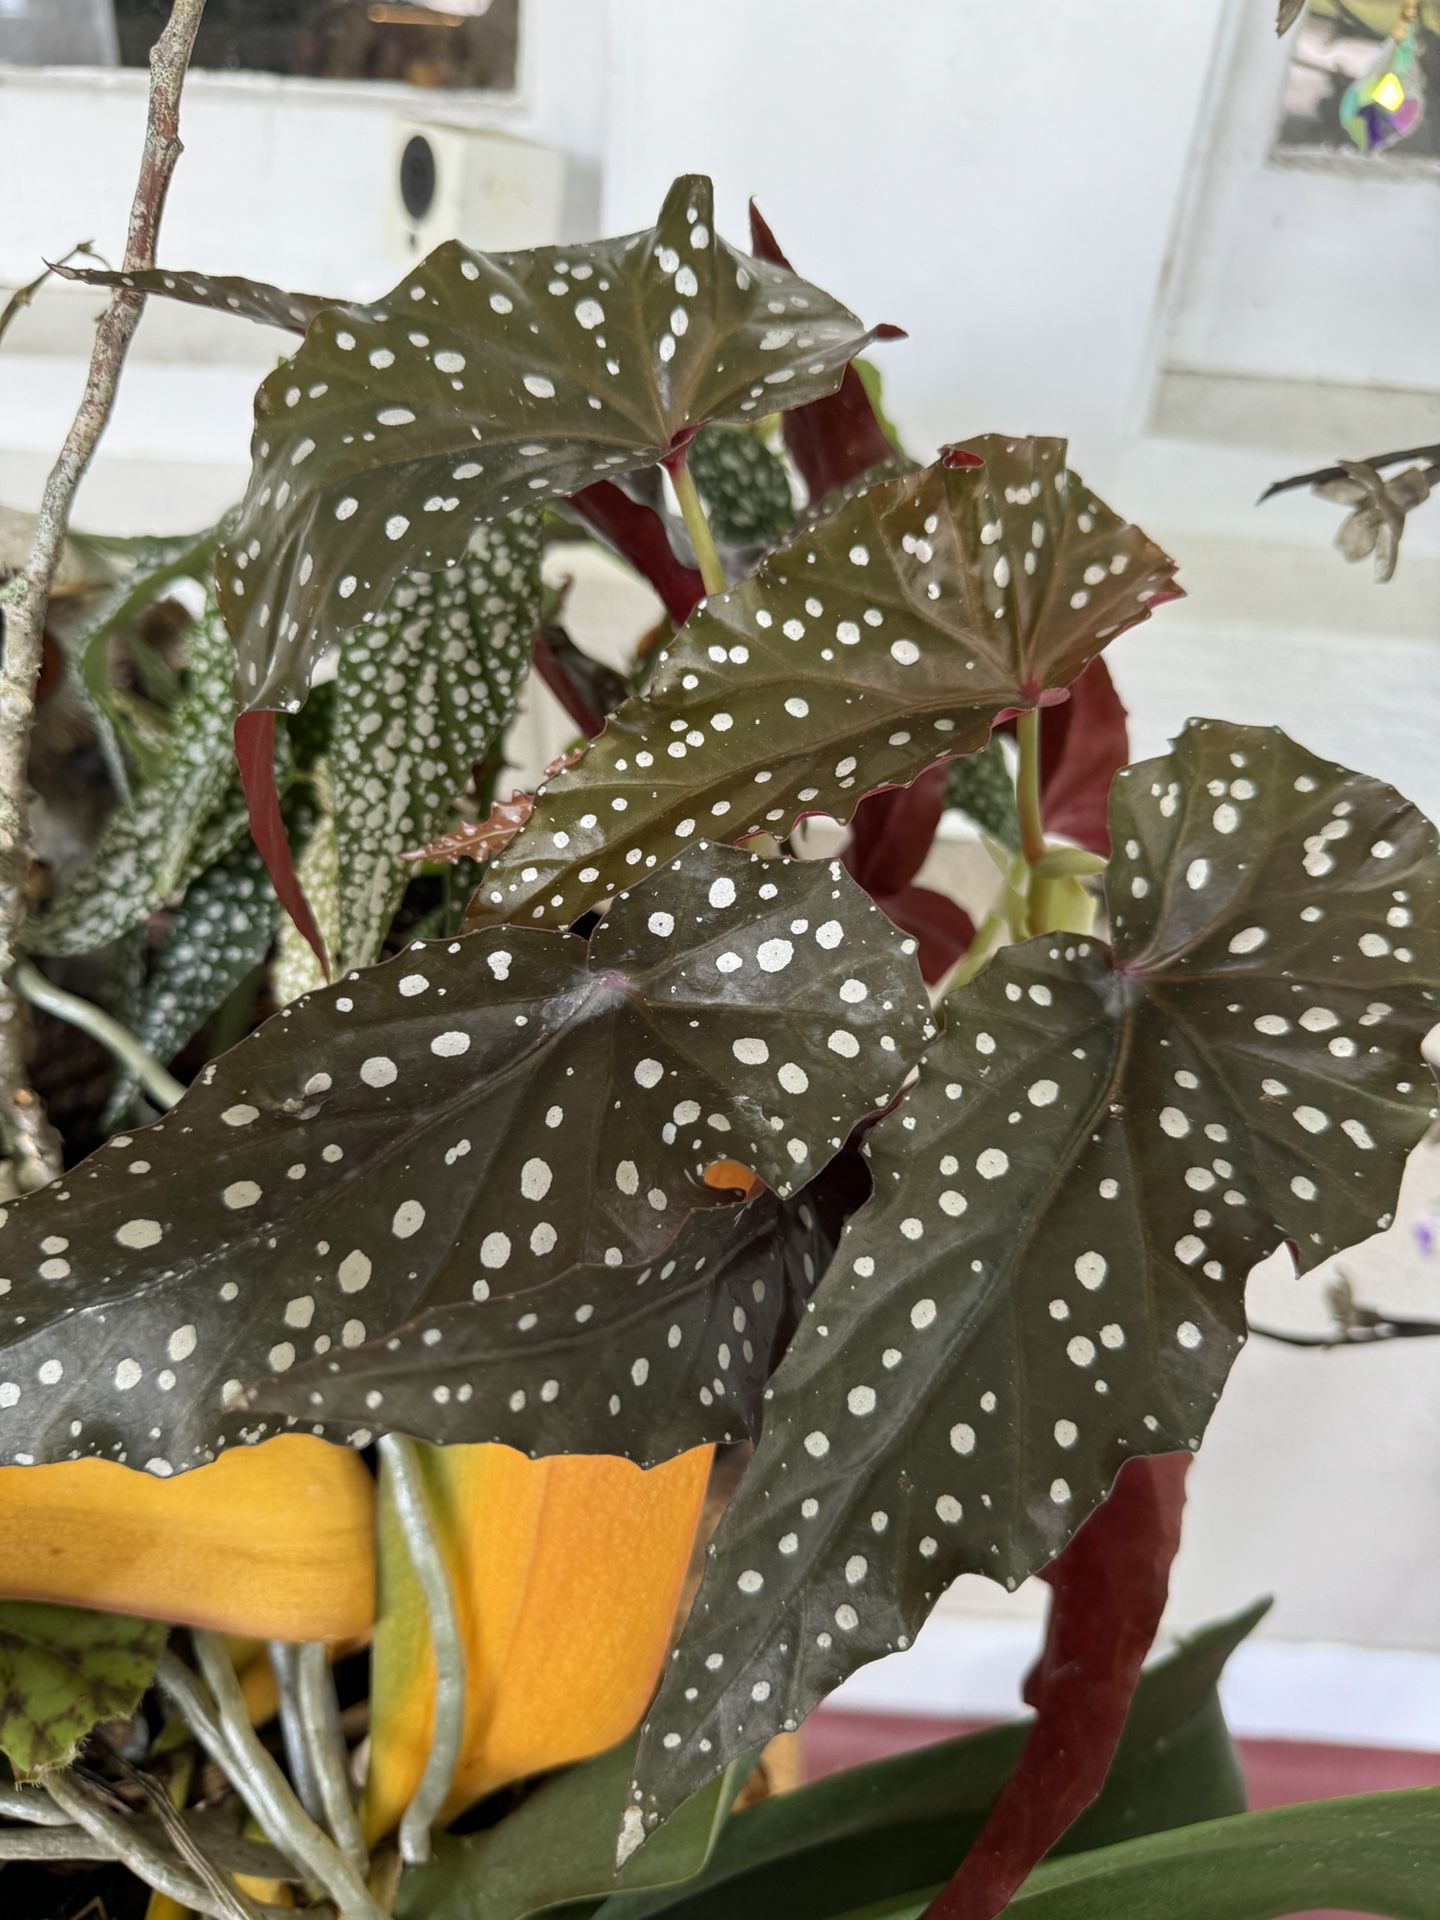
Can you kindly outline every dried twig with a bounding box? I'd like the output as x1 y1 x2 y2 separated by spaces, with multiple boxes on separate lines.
42 1770 253 1920
0 241 105 351
0 0 206 1190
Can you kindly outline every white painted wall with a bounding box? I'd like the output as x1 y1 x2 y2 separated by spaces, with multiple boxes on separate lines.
2 0 1438 1711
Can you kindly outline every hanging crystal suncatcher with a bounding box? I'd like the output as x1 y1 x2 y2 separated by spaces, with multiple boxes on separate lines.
1340 0 1426 152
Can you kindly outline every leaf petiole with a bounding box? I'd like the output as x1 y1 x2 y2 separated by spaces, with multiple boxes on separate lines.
669 452 728 599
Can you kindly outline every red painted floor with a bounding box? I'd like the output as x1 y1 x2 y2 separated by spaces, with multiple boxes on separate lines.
804 1710 1440 1920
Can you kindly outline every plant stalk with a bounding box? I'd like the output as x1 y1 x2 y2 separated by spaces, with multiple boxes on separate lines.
668 453 728 599
41 1771 252 1920
15 960 185 1110
188 1637 387 1920
295 1643 370 1881
0 0 206 1189
380 1433 466 1867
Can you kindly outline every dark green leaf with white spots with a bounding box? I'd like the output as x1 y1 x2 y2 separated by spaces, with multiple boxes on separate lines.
0 1601 167 1774
216 175 886 712
0 844 927 1473
59 260 336 335
688 425 794 550
469 439 1178 932
103 829 281 1125
27 600 240 956
332 510 542 969
246 1152 869 1465
628 720 1440 1837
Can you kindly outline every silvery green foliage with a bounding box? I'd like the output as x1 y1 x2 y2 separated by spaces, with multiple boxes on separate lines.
629 722 1440 1834
104 833 279 1125
27 602 240 956
332 510 542 970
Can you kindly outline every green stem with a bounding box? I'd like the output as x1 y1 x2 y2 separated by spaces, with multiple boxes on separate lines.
295 1643 369 1882
15 959 184 1110
669 453 727 598
1014 709 1046 868
380 1434 467 1868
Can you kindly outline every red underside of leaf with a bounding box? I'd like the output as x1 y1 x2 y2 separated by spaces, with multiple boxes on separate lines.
570 481 705 627
233 711 329 978
748 202 896 504
1038 659 1129 857
843 766 973 980
531 630 606 741
924 1452 1192 1920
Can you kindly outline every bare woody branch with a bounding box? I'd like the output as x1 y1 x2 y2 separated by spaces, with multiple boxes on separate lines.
0 0 207 1189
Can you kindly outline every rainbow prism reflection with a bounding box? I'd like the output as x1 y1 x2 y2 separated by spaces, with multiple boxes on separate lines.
1340 20 1426 153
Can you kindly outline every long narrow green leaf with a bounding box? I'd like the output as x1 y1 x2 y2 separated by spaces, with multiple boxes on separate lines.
860 1789 1440 1920
594 1603 1264 1920
28 600 240 956
332 510 541 970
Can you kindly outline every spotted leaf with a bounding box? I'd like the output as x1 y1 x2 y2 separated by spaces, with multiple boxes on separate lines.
103 827 280 1126
26 600 242 956
332 510 541 969
688 425 795 550
0 1601 167 1774
57 260 336 334
246 1152 869 1463
627 721 1440 1837
216 175 886 712
0 845 928 1473
468 438 1179 932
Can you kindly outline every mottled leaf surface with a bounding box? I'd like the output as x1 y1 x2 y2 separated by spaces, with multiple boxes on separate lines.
470 439 1179 931
945 737 1020 850
629 721 1440 1834
27 601 239 956
104 828 279 1124
0 845 927 1472
216 175 884 711
0 1601 166 1774
688 426 794 549
250 1153 869 1465
332 511 541 969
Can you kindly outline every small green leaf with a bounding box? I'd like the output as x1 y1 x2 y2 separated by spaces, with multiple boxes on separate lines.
0 845 928 1470
397 1740 746 1920
1031 846 1108 879
944 736 1021 850
333 510 541 969
688 425 794 549
973 1789 1440 1920
595 1602 1264 1920
28 600 241 956
216 175 886 712
0 1601 166 1775
469 439 1177 932
631 720 1440 1831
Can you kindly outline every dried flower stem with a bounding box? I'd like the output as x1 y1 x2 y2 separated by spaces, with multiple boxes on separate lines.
0 0 206 1188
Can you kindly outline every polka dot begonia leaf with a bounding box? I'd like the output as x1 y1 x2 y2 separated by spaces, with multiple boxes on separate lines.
626 721 1440 1842
58 259 336 336
26 600 248 957
244 1151 870 1465
467 437 1179 933
331 509 542 970
0 844 928 1474
213 175 888 713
